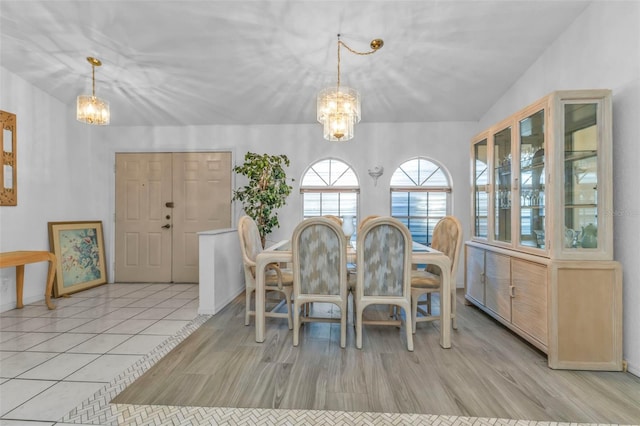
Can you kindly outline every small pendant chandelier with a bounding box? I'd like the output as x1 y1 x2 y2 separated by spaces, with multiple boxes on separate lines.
316 35 383 142
77 57 110 125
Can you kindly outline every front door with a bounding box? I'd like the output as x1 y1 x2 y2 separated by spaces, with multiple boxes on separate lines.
115 152 232 282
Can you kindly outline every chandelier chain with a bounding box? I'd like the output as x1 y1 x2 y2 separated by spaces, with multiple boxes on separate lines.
92 64 96 97
338 40 381 56
336 37 381 90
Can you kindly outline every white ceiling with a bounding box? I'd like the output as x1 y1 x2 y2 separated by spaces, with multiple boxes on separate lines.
0 0 591 126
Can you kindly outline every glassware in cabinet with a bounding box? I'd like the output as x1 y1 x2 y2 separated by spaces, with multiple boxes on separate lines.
493 126 512 243
562 102 599 250
518 109 546 249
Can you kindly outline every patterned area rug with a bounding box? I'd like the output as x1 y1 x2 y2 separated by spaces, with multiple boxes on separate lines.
60 315 621 426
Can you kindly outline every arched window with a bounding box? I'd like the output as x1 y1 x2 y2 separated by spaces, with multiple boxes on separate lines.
390 158 451 246
300 159 359 220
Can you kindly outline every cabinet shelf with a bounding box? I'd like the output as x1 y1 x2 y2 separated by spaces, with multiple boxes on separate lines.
520 162 545 173
520 205 545 210
564 203 597 209
564 150 597 162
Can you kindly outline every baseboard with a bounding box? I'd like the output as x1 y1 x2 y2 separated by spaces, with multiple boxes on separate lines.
626 360 640 378
198 287 244 315
0 294 47 313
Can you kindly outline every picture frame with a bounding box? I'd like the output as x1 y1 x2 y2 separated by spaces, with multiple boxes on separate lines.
1 110 17 206
48 221 107 297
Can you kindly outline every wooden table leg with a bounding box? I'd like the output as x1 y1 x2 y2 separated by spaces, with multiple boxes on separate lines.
45 255 56 310
1 251 57 310
15 264 24 309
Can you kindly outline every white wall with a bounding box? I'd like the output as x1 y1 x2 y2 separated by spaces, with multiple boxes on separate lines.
102 120 477 285
0 67 112 310
478 1 640 375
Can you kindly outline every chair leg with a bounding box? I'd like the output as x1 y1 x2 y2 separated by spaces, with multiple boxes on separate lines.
284 290 293 330
356 303 364 349
404 305 414 352
426 293 432 315
411 293 419 334
293 301 301 346
245 288 254 326
344 294 350 329
351 293 357 329
452 288 457 330
340 301 347 348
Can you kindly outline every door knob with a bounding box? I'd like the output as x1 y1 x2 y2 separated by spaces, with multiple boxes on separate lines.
161 224 171 229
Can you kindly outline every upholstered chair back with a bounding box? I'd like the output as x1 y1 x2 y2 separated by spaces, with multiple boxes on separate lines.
357 217 412 298
292 217 346 296
426 216 463 281
238 215 263 279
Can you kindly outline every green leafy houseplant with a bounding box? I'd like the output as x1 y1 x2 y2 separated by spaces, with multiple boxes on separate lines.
233 152 293 248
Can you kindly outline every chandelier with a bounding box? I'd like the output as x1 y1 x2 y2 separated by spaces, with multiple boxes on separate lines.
77 57 110 125
317 35 383 141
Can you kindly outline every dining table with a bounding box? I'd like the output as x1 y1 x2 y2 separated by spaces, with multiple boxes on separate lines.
254 239 453 348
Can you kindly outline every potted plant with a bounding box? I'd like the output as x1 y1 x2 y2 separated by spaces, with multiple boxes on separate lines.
232 152 293 248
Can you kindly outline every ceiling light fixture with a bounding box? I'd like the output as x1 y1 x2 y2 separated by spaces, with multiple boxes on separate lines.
317 35 383 142
77 57 110 125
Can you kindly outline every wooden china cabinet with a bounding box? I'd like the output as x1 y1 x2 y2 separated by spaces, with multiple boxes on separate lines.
465 90 622 370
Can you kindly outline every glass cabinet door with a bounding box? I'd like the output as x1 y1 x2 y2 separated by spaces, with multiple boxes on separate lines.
563 102 599 250
493 127 512 243
473 138 488 239
518 109 545 249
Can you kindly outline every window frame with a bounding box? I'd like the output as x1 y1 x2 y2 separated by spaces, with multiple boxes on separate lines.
300 158 360 220
390 157 452 246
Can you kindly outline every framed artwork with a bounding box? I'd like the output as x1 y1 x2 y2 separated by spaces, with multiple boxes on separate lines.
1 110 17 206
48 221 107 297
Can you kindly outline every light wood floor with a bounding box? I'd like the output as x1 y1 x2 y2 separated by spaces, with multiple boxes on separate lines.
112 291 640 424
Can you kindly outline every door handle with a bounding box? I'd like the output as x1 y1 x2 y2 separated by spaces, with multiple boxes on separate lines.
161 224 171 229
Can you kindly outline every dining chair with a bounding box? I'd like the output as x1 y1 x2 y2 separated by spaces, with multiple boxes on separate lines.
292 217 349 348
410 215 463 333
354 216 414 351
357 215 379 232
302 215 346 317
323 215 343 227
238 215 293 329
349 215 379 308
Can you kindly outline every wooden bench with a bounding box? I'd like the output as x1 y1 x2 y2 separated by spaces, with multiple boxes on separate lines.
0 251 56 310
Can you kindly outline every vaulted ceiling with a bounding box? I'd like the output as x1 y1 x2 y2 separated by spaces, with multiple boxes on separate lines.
0 1 591 126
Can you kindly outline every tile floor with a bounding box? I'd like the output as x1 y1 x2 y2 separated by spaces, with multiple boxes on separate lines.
0 283 199 425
